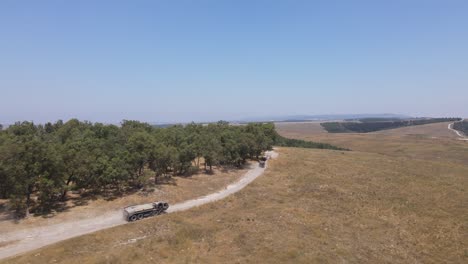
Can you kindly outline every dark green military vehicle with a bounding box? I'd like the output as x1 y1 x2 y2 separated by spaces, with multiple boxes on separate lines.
123 201 169 222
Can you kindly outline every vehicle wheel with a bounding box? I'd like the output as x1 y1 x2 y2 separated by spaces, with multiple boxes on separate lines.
137 214 144 220
129 215 138 222
163 203 169 210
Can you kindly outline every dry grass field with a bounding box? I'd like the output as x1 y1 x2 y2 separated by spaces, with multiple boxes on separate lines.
275 121 328 136
4 121 468 263
372 122 458 138
276 121 468 165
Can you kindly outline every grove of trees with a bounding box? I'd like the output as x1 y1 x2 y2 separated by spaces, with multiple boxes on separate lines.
0 120 280 217
321 118 462 133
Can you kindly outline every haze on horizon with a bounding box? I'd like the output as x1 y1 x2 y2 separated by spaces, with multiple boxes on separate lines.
1 0 467 124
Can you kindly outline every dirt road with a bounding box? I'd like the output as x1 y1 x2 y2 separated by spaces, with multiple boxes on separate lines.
0 150 278 260
448 123 468 140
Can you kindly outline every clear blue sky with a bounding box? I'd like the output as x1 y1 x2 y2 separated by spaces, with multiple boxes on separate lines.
1 0 467 124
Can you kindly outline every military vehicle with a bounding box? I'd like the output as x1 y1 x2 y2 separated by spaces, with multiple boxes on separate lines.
123 201 169 222
259 156 267 168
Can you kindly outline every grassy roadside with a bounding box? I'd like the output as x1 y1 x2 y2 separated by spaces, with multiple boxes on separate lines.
5 147 468 263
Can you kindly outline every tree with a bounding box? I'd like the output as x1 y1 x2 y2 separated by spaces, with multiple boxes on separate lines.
97 151 132 192
0 129 8 197
148 144 177 183
1 122 62 216
59 136 92 199
126 131 153 180
0 135 13 199
185 123 204 166
219 129 241 165
201 134 222 171
176 142 197 175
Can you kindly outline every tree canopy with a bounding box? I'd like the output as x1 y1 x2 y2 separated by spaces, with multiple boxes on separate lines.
0 120 278 216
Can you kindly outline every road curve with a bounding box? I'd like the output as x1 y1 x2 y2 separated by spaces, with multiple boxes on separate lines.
0 150 279 260
448 122 468 140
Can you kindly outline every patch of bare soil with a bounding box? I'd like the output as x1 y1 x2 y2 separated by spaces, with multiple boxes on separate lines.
0 241 18 249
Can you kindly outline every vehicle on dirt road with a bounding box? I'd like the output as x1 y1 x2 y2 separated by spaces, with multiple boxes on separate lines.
259 156 268 168
123 201 169 222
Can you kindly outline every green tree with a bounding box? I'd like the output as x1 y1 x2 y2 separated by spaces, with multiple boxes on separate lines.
1 122 62 216
148 144 177 183
201 133 222 171
126 131 152 178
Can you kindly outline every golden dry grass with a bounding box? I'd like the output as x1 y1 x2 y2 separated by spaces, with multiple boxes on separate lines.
372 121 458 138
5 142 468 263
275 121 327 136
276 121 468 165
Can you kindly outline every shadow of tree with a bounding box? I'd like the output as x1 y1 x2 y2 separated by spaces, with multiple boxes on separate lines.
0 201 16 222
155 175 177 186
0 164 250 221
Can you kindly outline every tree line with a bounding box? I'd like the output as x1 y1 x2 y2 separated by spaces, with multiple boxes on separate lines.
321 117 462 133
274 135 348 150
452 120 468 135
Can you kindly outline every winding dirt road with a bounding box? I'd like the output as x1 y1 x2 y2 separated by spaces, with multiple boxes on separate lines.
448 122 468 140
0 150 278 260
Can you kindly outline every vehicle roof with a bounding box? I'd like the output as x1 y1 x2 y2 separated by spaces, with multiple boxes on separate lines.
124 203 154 213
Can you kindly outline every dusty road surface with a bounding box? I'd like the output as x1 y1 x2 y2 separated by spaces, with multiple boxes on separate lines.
0 150 278 260
448 122 468 140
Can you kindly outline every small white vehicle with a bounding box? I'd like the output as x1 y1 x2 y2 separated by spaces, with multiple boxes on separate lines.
123 201 169 222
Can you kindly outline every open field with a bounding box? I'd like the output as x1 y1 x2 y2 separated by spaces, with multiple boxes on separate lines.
373 121 460 138
320 118 462 133
276 121 459 139
275 121 327 136
4 122 468 263
276 121 460 140
0 164 249 235
276 121 468 165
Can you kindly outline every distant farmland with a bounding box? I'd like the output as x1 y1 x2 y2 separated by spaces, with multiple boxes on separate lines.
321 117 461 133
